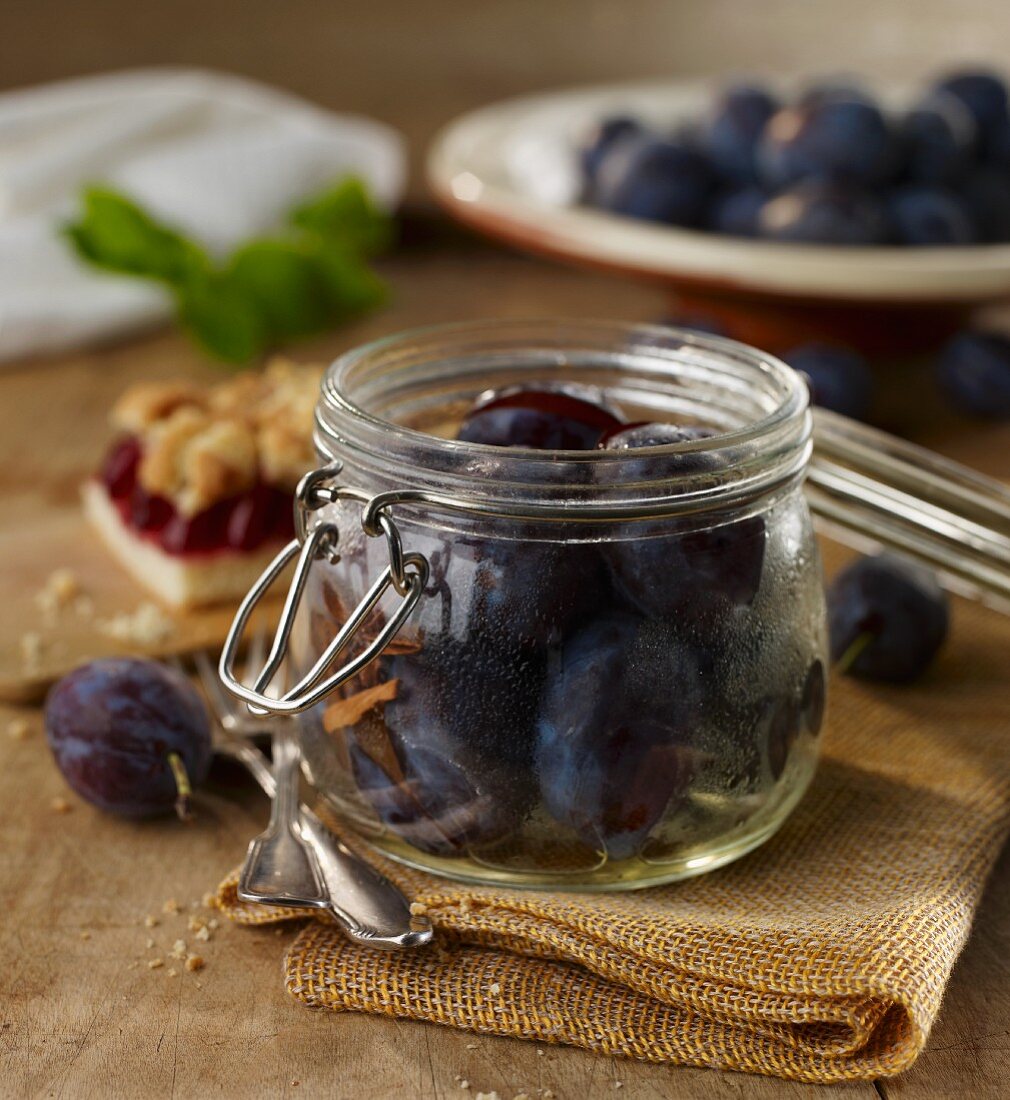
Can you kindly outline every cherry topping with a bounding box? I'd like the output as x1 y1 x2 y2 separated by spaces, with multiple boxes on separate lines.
100 437 142 500
98 435 296 557
226 484 291 551
128 489 174 533
160 498 233 555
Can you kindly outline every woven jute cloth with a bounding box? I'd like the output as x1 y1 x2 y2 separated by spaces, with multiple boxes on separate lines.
216 596 1010 1085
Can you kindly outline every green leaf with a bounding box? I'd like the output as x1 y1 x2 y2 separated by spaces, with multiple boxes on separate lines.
61 177 392 365
289 176 394 256
225 239 334 340
174 273 266 364
64 187 208 285
312 243 388 318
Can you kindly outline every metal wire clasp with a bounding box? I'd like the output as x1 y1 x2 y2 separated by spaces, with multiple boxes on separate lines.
218 464 429 716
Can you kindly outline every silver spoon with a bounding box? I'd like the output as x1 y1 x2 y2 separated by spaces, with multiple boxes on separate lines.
187 650 433 949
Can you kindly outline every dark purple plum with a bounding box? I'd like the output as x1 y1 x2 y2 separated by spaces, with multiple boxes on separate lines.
758 96 898 189
348 739 513 857
384 639 541 765
707 185 766 237
783 343 874 420
934 70 1009 158
797 81 873 109
703 84 778 184
764 693 802 781
960 168 1010 242
801 659 827 737
935 330 1010 417
900 92 977 184
535 613 698 860
758 180 890 245
580 115 643 185
828 554 949 682
599 423 766 617
599 421 717 451
988 116 1010 171
463 536 609 650
457 386 622 450
347 635 542 855
886 186 976 245
591 137 715 227
45 659 212 818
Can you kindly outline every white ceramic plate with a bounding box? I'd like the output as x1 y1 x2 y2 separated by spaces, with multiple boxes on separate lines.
427 79 1010 305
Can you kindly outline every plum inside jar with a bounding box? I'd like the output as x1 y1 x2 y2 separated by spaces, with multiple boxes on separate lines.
290 332 826 891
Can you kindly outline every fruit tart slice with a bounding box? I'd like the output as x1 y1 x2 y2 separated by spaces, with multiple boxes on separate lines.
83 358 323 608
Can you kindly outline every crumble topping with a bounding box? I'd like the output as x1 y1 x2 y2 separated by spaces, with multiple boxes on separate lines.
97 602 174 645
109 358 323 514
20 632 43 669
7 718 30 741
36 568 82 618
112 381 205 433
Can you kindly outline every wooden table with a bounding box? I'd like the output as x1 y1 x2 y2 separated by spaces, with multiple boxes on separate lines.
3 220 1009 1099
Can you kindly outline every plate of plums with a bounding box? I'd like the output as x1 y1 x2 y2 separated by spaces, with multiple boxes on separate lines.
428 69 1010 352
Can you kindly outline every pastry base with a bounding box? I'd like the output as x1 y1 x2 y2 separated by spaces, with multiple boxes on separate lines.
82 481 285 609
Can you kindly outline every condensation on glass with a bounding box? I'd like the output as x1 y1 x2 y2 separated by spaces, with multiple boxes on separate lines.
220 320 1010 890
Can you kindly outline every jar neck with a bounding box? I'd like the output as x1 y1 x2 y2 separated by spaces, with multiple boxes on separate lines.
316 320 812 522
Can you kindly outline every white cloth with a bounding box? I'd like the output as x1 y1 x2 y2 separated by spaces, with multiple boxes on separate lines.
0 68 406 363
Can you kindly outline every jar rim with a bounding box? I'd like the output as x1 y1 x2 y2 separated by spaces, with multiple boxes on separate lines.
317 319 812 520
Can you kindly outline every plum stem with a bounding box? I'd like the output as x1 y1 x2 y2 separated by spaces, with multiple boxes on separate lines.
167 752 193 822
836 630 875 674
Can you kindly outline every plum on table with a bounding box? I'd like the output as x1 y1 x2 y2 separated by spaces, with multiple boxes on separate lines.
45 659 212 818
936 330 1010 417
535 612 699 860
828 554 949 682
783 343 874 420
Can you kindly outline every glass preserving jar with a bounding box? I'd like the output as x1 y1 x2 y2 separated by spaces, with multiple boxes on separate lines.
220 320 1010 891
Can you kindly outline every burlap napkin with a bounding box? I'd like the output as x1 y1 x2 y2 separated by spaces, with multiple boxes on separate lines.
216 595 1010 1084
